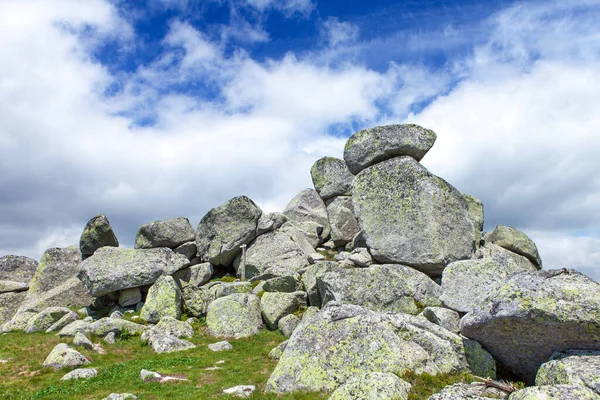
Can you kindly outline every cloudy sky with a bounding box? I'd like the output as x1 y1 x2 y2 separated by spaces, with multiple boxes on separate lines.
1 0 599 278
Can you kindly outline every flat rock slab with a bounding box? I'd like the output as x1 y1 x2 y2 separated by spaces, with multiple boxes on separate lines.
147 333 196 353
460 269 600 383
343 124 437 174
78 247 189 296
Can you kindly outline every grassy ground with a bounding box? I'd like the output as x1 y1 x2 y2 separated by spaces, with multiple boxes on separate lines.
0 321 328 400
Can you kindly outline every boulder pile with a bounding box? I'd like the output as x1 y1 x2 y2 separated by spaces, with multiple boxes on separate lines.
2 123 599 400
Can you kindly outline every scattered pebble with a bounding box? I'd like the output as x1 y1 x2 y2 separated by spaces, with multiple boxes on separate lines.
208 341 233 352
223 385 256 398
204 367 222 371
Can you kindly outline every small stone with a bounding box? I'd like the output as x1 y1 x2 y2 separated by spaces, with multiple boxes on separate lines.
308 253 325 263
119 288 142 307
147 333 196 353
60 368 98 381
223 385 256 398
141 369 161 380
216 360 225 364
73 332 94 350
110 310 124 319
102 394 139 400
208 341 233 352
104 332 116 344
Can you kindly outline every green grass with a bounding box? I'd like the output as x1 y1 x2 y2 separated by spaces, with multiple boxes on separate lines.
316 249 336 261
401 371 476 400
0 323 328 400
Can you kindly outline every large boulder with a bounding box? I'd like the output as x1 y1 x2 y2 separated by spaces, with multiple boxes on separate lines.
283 188 331 248
140 275 182 323
508 385 600 400
28 246 82 294
343 124 437 174
310 157 353 200
317 264 442 314
25 307 78 333
78 247 189 296
440 244 537 313
0 292 27 325
460 269 600 383
43 343 90 370
488 225 542 269
233 230 310 279
196 196 262 266
134 217 195 249
0 255 38 283
329 372 412 400
326 196 360 247
352 156 475 275
261 292 301 329
206 293 263 338
265 302 495 394
536 350 600 395
79 214 119 259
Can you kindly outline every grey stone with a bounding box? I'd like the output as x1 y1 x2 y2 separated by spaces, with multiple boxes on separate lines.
263 275 301 293
109 310 124 319
60 367 98 381
173 262 213 290
134 217 195 249
536 350 600 395
261 292 300 329
80 214 119 259
352 156 475 275
266 302 494 394
488 225 542 269
73 332 94 349
173 241 197 261
141 316 193 342
283 188 331 248
119 287 142 307
310 157 354 200
508 385 600 400
329 372 412 400
25 307 77 333
347 247 373 267
104 332 116 344
232 230 310 279
460 269 600 383
428 382 508 399
43 343 90 369
206 293 263 338
463 195 484 245
196 196 262 266
102 395 138 400
269 340 288 360
343 124 437 174
223 385 255 397
58 317 147 338
46 312 78 333
421 307 461 334
326 196 360 247
317 264 442 314
0 280 29 293
301 261 338 307
146 333 196 353
308 253 325 263
345 231 368 252
141 369 161 380
0 291 26 325
78 247 189 296
208 341 233 351
182 281 252 317
256 212 287 236
0 255 38 284
278 314 300 337
440 244 537 313
140 275 182 323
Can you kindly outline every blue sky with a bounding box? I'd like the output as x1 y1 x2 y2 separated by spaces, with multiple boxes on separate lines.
1 0 599 278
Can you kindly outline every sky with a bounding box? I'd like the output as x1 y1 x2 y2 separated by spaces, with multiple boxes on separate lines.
1 0 599 278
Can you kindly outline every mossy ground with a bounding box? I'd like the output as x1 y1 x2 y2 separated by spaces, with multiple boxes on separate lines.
0 321 328 400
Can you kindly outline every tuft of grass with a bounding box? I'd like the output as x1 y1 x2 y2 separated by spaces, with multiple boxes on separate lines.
400 371 475 400
317 250 336 261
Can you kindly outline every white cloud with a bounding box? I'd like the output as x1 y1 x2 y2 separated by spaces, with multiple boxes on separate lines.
320 17 359 47
243 0 314 16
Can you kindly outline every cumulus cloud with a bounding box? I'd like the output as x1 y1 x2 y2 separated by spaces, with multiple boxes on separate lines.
0 0 599 281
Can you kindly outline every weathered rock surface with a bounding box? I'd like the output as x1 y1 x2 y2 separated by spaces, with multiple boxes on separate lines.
353 156 475 275
25 307 77 333
196 196 262 266
310 157 354 200
508 385 600 399
262 275 301 293
347 247 373 267
61 368 98 381
80 214 119 259
256 212 287 236
261 292 301 329
43 343 90 369
283 188 331 248
488 225 542 269
343 124 437 174
134 217 195 249
173 241 197 260
102 395 139 400
427 383 507 399
266 302 494 394
119 287 142 307
0 292 26 325
440 244 537 313
0 255 38 283
233 230 310 279
173 262 213 290
421 307 461 334
141 316 193 342
317 264 442 314
460 269 600 383
58 317 147 338
278 314 300 337
223 385 256 398
302 261 338 307
28 246 82 294
536 350 600 395
326 196 360 247
206 293 263 338
463 195 484 243
147 334 196 353
46 312 78 333
78 247 189 296
0 280 28 293
208 341 233 352
73 332 94 349
329 372 412 400
182 281 252 317
140 275 182 323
